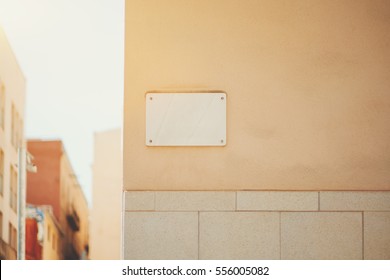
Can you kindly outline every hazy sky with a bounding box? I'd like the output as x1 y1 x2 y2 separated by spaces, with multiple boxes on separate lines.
0 0 124 205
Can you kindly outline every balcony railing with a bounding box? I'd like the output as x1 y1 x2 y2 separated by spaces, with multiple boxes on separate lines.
0 237 17 260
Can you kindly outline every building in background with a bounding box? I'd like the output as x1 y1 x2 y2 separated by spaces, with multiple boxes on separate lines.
90 128 122 260
26 140 89 259
25 214 42 260
25 205 62 260
0 26 26 260
123 0 390 260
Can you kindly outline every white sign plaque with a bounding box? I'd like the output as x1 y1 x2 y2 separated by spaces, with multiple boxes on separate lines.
146 92 226 146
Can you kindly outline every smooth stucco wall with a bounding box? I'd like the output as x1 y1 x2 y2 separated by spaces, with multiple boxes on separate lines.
90 129 122 260
124 0 390 191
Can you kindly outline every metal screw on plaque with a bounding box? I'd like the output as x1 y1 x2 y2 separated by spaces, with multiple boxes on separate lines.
150 96 153 100
221 139 224 144
149 139 153 143
221 96 224 100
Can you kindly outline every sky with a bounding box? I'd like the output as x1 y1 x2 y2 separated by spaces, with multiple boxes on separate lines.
0 0 124 205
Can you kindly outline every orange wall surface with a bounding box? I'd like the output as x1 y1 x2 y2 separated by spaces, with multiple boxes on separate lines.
25 218 42 260
124 0 390 191
27 141 62 220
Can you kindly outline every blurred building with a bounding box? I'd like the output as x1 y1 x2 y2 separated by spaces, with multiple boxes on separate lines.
0 26 26 260
25 205 62 260
90 128 122 259
26 140 89 259
123 0 390 259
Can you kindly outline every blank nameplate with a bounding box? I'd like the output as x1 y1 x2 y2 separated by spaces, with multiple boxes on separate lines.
146 92 226 146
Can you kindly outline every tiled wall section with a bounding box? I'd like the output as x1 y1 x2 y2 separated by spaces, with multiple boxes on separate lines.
123 191 390 260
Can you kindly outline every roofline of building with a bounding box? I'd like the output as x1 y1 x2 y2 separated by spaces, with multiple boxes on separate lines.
0 25 27 82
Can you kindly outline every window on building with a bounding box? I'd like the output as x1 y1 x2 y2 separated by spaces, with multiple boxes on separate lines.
0 80 5 130
15 112 20 148
57 236 61 253
9 165 17 212
0 212 3 239
11 104 15 147
8 223 17 249
48 225 51 242
16 114 20 147
10 104 21 149
0 149 4 195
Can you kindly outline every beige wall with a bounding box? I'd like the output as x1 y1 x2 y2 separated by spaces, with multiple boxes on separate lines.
123 0 390 260
90 128 122 260
0 26 26 258
124 0 390 191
